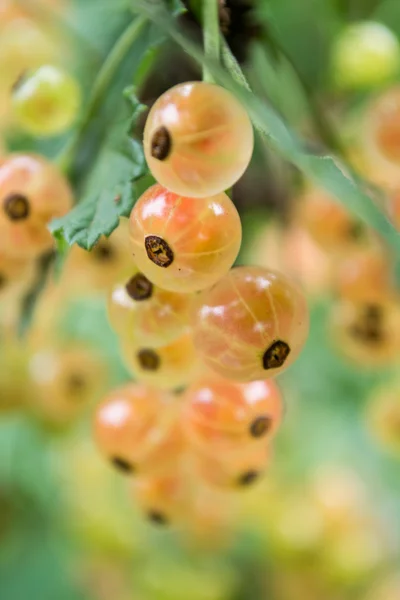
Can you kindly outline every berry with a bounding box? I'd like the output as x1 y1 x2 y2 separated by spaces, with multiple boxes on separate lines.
0 251 36 298
299 188 368 254
12 65 81 137
130 472 187 526
192 443 272 489
193 266 309 382
334 248 393 303
182 376 283 453
129 184 242 293
362 87 400 183
0 18 61 128
29 346 106 428
0 154 72 258
332 21 400 90
93 384 183 475
330 299 400 367
121 333 200 391
108 268 192 347
62 219 133 294
143 82 253 197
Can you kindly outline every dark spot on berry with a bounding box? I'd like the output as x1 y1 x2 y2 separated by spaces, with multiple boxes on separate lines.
0 274 7 289
3 193 30 221
111 456 134 474
147 510 168 525
92 240 115 262
137 349 160 371
66 372 87 396
125 273 153 301
263 340 290 370
145 235 174 268
249 415 271 438
238 470 260 487
347 221 365 240
151 126 172 161
349 303 384 345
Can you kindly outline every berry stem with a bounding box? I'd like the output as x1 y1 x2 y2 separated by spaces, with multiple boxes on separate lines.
202 0 221 83
57 16 147 177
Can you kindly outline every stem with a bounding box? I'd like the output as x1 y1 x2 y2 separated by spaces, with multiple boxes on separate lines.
57 16 147 175
221 37 250 90
202 0 220 82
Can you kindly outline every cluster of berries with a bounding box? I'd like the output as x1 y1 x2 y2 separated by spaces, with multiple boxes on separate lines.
95 81 310 525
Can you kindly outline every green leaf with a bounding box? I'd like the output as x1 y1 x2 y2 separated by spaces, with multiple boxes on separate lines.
49 93 148 251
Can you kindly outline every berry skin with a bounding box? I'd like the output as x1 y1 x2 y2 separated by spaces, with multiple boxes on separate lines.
93 384 183 475
130 472 187 526
121 333 200 391
12 65 81 137
299 188 368 254
334 248 393 303
62 218 133 294
28 346 107 429
193 266 309 382
108 268 192 347
182 376 283 454
332 21 400 90
129 184 242 293
143 82 253 197
362 87 400 183
192 443 272 489
0 154 72 258
330 299 400 367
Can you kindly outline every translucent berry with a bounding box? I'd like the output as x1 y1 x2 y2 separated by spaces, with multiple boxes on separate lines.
182 376 283 453
62 219 133 294
0 251 36 298
192 443 272 489
93 384 183 475
334 248 393 303
0 18 62 128
121 333 200 391
29 346 106 428
330 299 400 367
363 87 400 183
143 82 253 197
129 184 242 293
366 381 400 456
0 154 72 258
332 21 400 90
299 188 369 254
193 266 309 382
108 268 192 347
12 65 81 137
130 472 187 526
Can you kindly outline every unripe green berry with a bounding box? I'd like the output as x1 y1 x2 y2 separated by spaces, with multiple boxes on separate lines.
12 64 81 136
332 21 400 90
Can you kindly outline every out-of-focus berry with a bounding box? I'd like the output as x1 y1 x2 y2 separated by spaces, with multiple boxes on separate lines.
332 22 400 90
12 65 81 137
